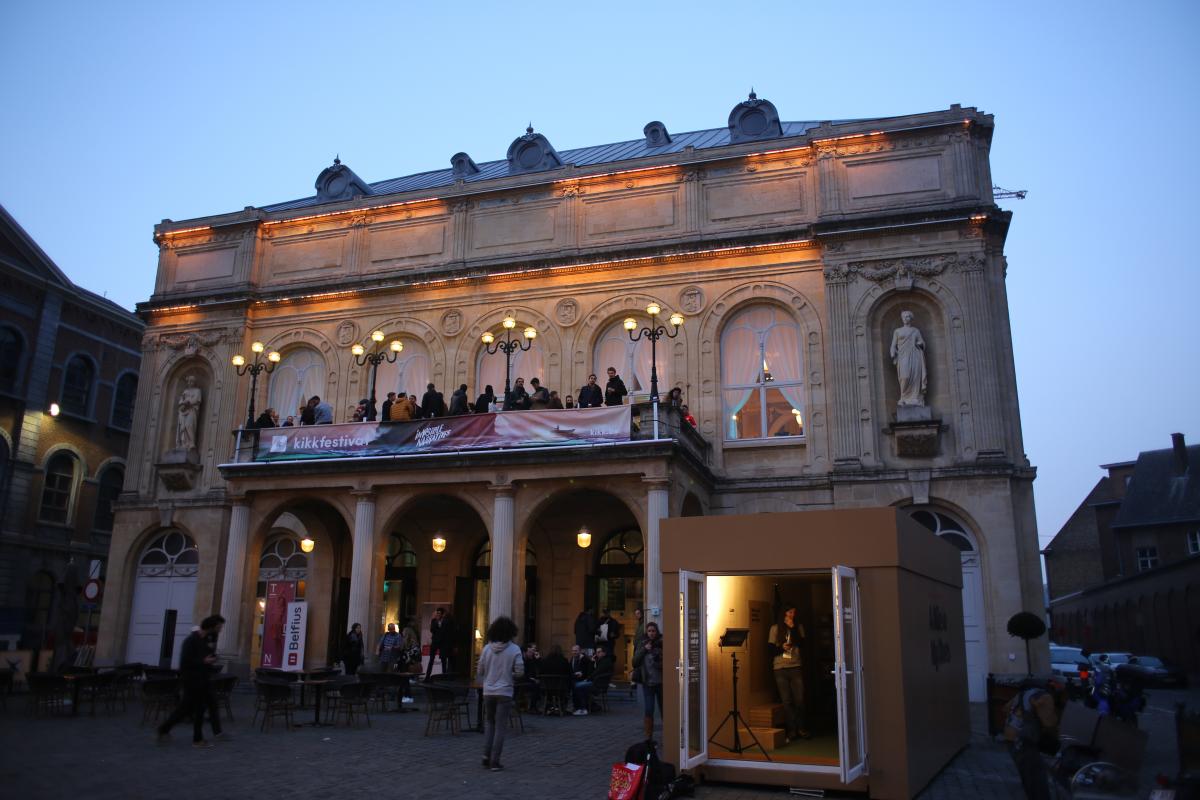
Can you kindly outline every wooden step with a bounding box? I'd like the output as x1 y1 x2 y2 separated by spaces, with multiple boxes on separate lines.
747 704 785 727
736 725 788 751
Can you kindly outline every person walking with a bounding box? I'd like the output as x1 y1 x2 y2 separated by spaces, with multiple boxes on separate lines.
632 621 663 741
157 615 226 748
477 616 524 771
343 623 365 675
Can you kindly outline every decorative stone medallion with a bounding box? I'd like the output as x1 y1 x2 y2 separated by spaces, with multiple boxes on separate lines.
335 320 358 347
441 309 463 336
555 298 579 326
679 285 705 315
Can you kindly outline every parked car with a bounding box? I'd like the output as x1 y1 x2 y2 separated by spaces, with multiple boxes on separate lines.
1050 644 1091 686
1124 655 1189 688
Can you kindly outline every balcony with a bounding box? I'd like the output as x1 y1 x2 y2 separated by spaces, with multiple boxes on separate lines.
225 403 710 472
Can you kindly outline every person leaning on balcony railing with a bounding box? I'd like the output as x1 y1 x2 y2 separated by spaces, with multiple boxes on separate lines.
474 385 496 414
529 378 550 410
380 392 396 421
578 374 603 408
604 367 627 407
504 377 530 411
548 390 564 409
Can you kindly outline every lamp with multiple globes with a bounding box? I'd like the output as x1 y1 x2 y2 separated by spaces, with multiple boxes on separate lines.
623 303 683 438
231 341 282 429
350 331 403 418
481 316 537 400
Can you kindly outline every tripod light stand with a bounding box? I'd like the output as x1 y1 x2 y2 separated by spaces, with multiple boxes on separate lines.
707 628 771 760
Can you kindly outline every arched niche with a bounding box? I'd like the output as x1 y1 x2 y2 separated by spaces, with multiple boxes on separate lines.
158 358 214 459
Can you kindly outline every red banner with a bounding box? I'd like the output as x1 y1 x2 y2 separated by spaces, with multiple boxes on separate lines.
254 406 632 461
261 581 295 669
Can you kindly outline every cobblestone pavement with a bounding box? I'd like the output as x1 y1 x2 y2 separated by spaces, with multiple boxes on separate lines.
1 684 1193 799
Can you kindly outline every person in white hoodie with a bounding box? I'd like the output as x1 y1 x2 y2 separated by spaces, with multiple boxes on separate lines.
477 616 524 771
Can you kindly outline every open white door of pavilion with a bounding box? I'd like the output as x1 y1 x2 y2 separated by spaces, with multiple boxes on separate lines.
833 565 867 784
679 570 708 770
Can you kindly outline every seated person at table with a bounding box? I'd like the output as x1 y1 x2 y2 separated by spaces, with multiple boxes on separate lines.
569 644 595 715
519 642 542 713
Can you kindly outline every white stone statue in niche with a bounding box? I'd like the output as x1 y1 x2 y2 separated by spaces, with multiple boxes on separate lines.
176 375 203 450
889 310 927 407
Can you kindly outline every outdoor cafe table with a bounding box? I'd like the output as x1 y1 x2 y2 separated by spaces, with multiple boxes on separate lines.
300 679 332 727
433 680 483 732
61 668 99 717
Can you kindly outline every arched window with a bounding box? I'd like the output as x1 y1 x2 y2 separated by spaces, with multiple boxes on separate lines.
258 535 309 581
387 534 418 569
593 319 666 394
111 373 138 430
720 305 804 441
39 452 78 524
598 528 644 568
61 355 95 416
92 465 125 532
137 530 199 577
0 326 22 393
476 325 545 396
910 509 975 551
267 348 325 422
375 339 432 401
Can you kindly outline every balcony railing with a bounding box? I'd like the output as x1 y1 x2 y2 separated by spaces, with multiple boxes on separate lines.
229 403 710 466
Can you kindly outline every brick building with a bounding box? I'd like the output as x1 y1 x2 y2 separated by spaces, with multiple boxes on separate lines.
0 205 143 663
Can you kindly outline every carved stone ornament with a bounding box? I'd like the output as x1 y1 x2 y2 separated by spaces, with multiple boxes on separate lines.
156 448 201 492
678 285 705 315
441 309 463 336
335 320 359 347
555 298 579 326
889 408 942 458
824 253 983 285
159 330 225 355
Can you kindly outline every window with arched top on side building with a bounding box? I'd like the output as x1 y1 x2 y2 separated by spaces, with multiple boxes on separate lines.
720 304 804 441
593 319 667 394
110 373 138 430
137 530 200 577
375 339 432 401
0 326 22 393
267 348 326 421
39 451 79 525
60 355 95 416
92 464 124 532
127 530 199 668
476 330 545 396
382 533 418 628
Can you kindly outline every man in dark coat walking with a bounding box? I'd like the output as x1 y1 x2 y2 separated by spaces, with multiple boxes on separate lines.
157 615 226 747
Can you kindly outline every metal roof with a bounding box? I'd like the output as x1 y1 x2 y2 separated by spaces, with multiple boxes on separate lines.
262 121 829 213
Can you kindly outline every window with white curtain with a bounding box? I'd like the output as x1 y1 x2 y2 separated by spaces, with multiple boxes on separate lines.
720 304 804 441
476 329 545 395
593 319 666 394
375 338 432 399
267 347 326 421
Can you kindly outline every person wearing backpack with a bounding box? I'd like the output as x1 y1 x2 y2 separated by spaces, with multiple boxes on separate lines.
1003 679 1061 800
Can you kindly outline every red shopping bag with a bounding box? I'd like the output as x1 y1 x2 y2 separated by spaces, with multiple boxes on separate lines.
608 761 646 800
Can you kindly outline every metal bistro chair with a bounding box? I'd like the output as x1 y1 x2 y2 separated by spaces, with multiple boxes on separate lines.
333 681 371 728
77 671 120 716
589 670 614 714
27 672 67 717
539 674 571 717
254 679 296 732
424 684 461 736
140 678 180 727
210 674 239 722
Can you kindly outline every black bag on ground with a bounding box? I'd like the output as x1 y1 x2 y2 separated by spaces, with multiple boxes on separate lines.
623 739 678 800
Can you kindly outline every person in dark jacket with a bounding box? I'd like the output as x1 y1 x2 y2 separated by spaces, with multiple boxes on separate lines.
254 408 278 429
300 397 317 426
380 392 396 422
157 615 225 747
426 607 455 678
474 385 496 413
540 644 570 678
574 609 598 655
420 383 445 418
343 623 365 675
503 377 530 411
548 390 564 409
604 367 628 406
448 384 469 415
529 378 550 410
578 373 603 408
569 643 595 714
632 621 664 740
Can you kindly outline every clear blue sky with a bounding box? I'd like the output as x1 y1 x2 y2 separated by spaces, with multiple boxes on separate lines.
2 1 1197 546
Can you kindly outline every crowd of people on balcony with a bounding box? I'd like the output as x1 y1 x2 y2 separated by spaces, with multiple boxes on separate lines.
247 366 697 431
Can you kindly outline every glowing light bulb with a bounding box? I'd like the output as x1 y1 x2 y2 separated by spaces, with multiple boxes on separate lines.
481 332 495 344
624 318 637 331
231 355 245 367
502 317 516 330
371 330 385 343
646 303 661 317
251 341 264 353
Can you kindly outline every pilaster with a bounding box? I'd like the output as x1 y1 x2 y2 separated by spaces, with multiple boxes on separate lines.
488 485 515 622
348 490 377 649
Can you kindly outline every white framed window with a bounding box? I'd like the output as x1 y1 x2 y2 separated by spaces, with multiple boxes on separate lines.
267 347 326 421
39 452 79 525
376 338 432 401
1136 546 1159 571
593 319 666 394
1188 531 1200 556
720 304 804 441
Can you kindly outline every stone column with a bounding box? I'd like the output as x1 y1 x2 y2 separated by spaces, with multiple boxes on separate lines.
823 265 862 469
958 256 1005 458
488 486 515 622
217 499 251 659
644 479 670 621
348 491 377 648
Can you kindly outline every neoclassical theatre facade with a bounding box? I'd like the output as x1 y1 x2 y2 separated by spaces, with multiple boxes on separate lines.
97 95 1044 698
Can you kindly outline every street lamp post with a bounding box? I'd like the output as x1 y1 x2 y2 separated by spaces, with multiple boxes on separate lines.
351 330 403 419
481 317 537 403
232 341 281 429
624 304 683 439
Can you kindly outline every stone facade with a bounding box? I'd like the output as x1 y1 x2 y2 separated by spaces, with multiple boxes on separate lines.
0 205 143 661
97 98 1044 692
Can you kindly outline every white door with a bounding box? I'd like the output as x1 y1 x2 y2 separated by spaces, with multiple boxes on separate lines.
679 570 707 770
832 565 867 784
126 575 196 667
960 553 987 702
